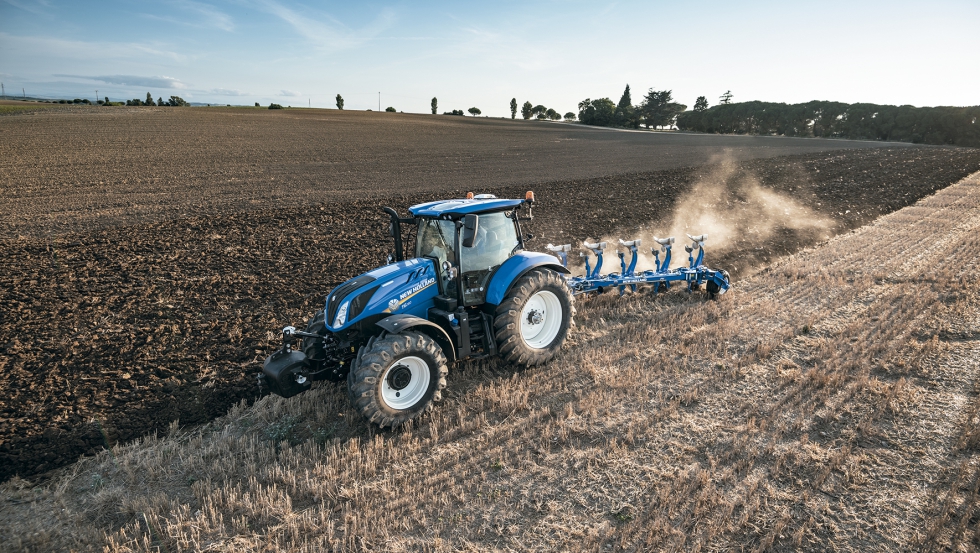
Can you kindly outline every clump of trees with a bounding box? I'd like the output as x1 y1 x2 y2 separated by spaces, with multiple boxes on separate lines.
677 100 980 147
385 106 396 112
116 93 187 107
521 101 533 120
515 102 562 121
578 85 686 129
269 103 283 109
443 109 465 116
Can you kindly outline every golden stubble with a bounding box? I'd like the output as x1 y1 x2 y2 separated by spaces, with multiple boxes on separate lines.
3 172 980 552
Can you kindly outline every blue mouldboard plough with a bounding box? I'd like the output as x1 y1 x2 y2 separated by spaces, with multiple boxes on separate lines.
546 234 731 298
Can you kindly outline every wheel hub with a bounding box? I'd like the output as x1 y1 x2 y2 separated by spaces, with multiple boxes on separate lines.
526 309 544 325
387 365 413 391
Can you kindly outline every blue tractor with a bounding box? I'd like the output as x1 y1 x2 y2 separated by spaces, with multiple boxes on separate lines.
260 192 575 427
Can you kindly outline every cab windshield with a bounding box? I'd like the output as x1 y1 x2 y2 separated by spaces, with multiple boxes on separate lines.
416 218 457 296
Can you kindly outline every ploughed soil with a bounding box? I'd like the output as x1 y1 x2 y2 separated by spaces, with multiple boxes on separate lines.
1 107 979 481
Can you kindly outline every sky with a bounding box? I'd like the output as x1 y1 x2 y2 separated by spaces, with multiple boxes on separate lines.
1 0 978 116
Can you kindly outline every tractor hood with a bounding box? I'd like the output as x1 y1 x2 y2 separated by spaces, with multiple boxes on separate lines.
324 258 439 331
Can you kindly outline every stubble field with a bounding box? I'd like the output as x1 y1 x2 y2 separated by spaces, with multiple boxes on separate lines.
2 106 980 551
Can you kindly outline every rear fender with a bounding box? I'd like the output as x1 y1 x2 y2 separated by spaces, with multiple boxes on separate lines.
376 314 457 364
485 252 570 306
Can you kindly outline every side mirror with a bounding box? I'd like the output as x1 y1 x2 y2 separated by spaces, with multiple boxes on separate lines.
461 214 479 248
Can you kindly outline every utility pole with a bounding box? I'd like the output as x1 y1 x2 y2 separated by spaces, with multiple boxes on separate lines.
1 83 5 99
378 92 380 112
96 90 98 103
23 88 26 99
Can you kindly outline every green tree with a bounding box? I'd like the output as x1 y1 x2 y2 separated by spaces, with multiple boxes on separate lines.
510 98 517 119
269 103 283 109
577 98 616 126
336 94 344 110
719 90 733 105
639 89 686 129
385 106 396 112
694 96 709 112
145 92 155 106
167 96 188 107
521 101 533 120
468 107 481 116
545 108 559 120
431 97 438 114
255 102 260 107
531 104 547 118
563 111 576 121
157 97 163 106
614 84 638 127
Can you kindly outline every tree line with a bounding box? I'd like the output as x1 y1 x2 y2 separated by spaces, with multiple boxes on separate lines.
676 100 980 147
577 85 687 129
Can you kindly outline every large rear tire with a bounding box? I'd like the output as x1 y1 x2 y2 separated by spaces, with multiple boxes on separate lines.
494 269 574 368
348 332 448 428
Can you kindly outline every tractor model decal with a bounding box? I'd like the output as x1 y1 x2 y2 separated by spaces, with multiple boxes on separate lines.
384 277 436 313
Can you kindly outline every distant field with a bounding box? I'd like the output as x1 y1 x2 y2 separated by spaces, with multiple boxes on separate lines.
0 105 913 238
0 100 64 116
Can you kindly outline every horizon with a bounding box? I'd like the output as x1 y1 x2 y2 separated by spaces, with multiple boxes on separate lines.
2 0 978 117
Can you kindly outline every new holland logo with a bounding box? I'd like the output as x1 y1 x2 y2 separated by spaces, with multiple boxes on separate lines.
399 277 435 301
388 298 400 311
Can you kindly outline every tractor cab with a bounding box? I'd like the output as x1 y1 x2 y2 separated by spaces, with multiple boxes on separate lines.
408 194 526 306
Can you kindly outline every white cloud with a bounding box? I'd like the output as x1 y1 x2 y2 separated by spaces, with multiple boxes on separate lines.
148 1 234 32
280 89 301 97
55 74 187 89
1 32 187 63
210 88 248 96
3 0 51 16
256 0 396 52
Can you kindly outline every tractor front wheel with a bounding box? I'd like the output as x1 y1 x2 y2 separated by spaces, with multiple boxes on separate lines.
348 331 448 428
494 269 574 368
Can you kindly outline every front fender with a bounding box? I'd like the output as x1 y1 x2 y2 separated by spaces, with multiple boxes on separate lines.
485 251 570 306
376 314 457 364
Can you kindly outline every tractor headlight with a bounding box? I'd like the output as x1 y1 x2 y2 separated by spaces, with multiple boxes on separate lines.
334 301 349 328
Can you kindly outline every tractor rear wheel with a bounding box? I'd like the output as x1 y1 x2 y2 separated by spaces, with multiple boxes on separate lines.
348 331 448 428
494 269 574 368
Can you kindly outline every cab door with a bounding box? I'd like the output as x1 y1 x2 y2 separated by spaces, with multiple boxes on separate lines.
459 211 520 305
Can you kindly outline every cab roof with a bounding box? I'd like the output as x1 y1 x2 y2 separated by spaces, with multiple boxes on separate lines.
408 197 525 217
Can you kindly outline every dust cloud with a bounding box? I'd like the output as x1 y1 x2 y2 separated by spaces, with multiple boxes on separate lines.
593 151 834 272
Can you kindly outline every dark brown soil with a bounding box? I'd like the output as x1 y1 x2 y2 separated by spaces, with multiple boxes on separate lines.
1 107 978 481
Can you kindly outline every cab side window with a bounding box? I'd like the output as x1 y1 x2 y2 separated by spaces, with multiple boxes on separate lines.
460 211 519 305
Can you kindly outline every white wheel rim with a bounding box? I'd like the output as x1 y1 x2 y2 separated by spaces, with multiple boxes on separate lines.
520 290 562 349
381 356 431 410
